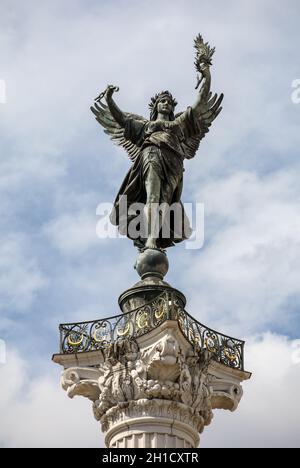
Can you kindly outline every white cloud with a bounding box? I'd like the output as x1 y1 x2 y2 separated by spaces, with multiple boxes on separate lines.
202 333 300 448
181 169 300 336
0 350 101 448
44 211 99 256
0 151 65 194
0 235 47 315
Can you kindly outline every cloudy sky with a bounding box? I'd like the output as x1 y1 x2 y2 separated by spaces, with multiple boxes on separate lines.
0 0 300 448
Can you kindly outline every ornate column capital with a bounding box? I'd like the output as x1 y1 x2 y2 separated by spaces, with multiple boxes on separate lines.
59 321 250 448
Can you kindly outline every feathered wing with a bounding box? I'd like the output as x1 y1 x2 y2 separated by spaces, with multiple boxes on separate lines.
178 91 224 160
90 100 146 163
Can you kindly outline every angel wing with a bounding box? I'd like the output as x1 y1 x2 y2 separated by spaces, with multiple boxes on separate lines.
90 100 146 163
177 91 224 160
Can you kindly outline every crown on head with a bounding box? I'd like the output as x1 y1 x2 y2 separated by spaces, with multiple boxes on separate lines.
148 90 178 112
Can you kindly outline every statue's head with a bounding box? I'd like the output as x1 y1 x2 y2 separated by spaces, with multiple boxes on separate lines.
149 90 177 121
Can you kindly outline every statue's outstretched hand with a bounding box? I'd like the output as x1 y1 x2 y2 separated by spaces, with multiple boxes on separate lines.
105 85 119 100
200 63 210 79
95 85 119 103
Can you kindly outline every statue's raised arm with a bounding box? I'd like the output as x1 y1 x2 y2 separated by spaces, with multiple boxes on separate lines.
99 85 125 127
91 85 147 163
173 34 224 160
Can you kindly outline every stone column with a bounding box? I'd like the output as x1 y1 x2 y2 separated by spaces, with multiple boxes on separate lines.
54 320 250 448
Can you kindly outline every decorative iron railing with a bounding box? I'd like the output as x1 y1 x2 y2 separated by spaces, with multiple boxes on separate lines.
58 291 245 370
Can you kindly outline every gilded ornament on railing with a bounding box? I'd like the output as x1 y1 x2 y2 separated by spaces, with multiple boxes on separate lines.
92 324 109 344
58 291 245 371
224 347 238 362
68 333 84 347
154 303 167 321
136 311 149 330
221 340 240 367
204 333 219 354
117 321 130 337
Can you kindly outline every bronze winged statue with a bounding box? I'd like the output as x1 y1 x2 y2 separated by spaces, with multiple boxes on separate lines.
91 34 223 252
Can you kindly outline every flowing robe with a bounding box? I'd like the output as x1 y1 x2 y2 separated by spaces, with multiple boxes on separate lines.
110 107 199 248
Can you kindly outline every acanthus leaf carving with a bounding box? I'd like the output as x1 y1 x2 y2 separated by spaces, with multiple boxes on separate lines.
61 332 244 435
